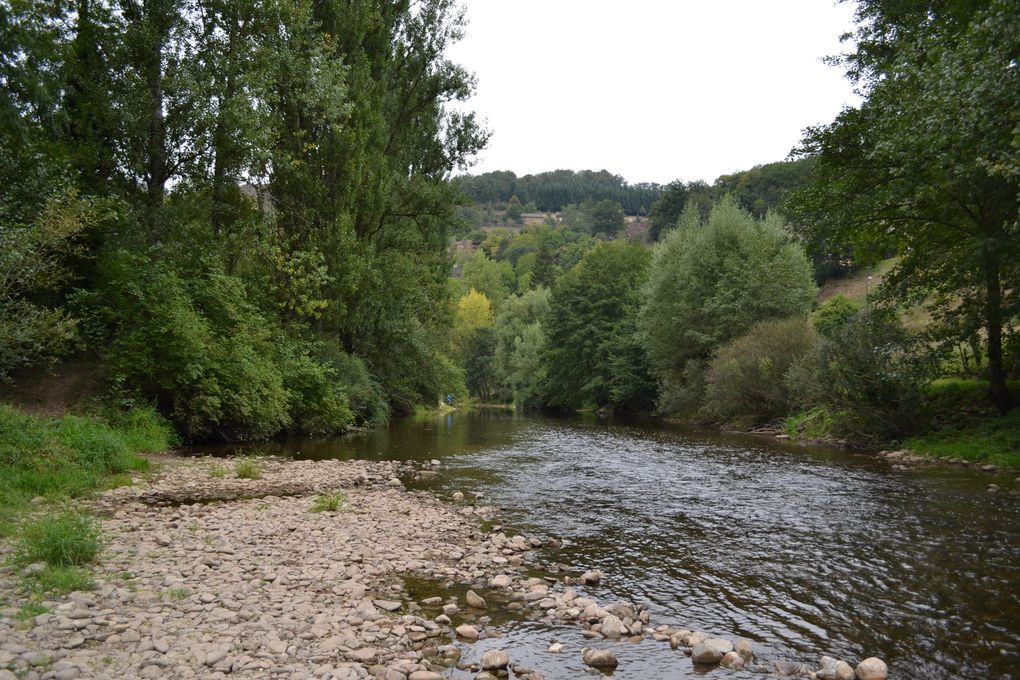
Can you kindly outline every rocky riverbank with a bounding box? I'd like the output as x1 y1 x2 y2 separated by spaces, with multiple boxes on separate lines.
0 455 891 680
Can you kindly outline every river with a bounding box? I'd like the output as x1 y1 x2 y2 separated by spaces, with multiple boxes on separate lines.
197 410 1020 679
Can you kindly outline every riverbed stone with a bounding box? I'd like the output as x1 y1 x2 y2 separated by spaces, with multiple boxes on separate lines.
480 649 509 670
691 638 732 665
855 657 888 680
735 638 753 661
581 648 618 669
455 625 480 640
721 651 745 669
465 590 487 609
600 614 625 639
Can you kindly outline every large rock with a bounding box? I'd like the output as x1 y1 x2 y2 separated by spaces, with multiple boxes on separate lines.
480 649 510 670
735 638 754 661
581 648 618 669
455 624 479 640
774 660 810 676
856 657 888 680
691 639 733 665
466 590 487 609
600 614 626 639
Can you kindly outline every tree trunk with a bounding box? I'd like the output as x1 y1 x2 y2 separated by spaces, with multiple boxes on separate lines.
984 254 1011 414
143 4 167 233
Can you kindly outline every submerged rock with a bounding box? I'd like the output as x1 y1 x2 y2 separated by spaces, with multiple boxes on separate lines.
581 647 618 669
720 651 745 669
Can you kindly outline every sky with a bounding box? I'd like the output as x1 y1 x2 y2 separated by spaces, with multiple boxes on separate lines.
446 1 862 185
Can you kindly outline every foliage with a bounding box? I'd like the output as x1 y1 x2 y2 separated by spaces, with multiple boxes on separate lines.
309 490 346 513
1 0 486 438
21 565 94 595
491 288 551 406
459 250 514 307
701 318 818 427
716 158 815 218
545 241 655 411
788 0 1020 412
0 190 95 380
647 180 713 241
813 295 859 339
209 464 227 479
810 309 932 441
587 200 625 237
640 198 817 412
14 511 101 567
463 327 498 402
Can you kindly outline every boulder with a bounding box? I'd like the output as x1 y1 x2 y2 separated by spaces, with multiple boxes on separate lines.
819 656 856 680
600 614 626 639
856 657 888 680
480 649 509 670
466 590 487 610
455 624 479 640
735 638 753 661
581 648 618 670
691 639 733 665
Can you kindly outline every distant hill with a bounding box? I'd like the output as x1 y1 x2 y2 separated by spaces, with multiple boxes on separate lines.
453 169 663 216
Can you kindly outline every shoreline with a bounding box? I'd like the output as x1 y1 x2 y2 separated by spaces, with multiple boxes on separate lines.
1 454 892 680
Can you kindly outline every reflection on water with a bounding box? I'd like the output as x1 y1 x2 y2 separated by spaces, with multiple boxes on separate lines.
190 410 1020 680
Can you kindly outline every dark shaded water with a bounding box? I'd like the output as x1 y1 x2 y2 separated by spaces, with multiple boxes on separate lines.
197 411 1020 679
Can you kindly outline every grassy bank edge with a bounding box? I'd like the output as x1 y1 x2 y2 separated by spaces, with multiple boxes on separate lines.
0 404 175 599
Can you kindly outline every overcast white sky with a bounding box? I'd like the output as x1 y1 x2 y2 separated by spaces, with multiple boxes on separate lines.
446 1 861 185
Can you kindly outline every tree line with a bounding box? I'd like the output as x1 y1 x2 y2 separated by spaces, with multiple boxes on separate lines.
1 0 485 439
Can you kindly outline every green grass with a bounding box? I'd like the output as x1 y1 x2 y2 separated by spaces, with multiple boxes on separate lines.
14 511 101 567
309 490 346 513
783 407 836 439
209 464 228 478
234 457 263 479
906 410 1020 467
22 565 94 594
14 601 49 621
0 404 173 534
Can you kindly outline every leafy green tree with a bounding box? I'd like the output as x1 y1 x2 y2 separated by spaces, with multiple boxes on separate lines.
588 199 625 237
460 250 514 308
545 240 655 411
788 0 1020 412
640 198 816 412
491 287 551 403
648 180 714 241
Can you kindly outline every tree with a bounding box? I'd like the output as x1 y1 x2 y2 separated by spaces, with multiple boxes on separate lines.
640 198 816 411
545 240 655 411
648 180 714 241
788 0 1020 412
588 199 625 237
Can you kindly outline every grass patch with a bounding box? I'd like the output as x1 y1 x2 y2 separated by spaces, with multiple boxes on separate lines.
22 565 94 594
906 410 1020 467
14 601 49 620
14 510 101 567
234 457 263 480
209 464 228 478
309 490 346 513
0 404 174 534
783 407 836 439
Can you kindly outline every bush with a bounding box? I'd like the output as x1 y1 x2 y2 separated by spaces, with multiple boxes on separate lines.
813 295 859 339
15 511 101 567
814 309 931 440
701 318 818 426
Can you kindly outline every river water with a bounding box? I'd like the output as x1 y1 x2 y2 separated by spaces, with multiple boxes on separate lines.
202 410 1020 679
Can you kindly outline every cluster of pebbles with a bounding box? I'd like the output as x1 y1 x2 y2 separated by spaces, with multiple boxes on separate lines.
0 455 890 680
